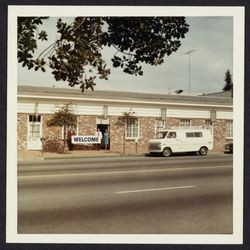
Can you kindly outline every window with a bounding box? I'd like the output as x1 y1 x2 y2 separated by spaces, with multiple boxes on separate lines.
156 131 168 139
28 115 41 139
167 132 176 138
226 121 233 138
205 119 212 129
180 119 191 127
195 132 202 137
186 132 203 138
126 119 139 139
29 123 41 138
29 115 41 122
186 132 194 138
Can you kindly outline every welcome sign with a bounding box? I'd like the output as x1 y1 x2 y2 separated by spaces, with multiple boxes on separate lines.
71 136 101 144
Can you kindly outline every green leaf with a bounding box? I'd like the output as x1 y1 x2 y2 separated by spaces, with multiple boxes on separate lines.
113 60 121 68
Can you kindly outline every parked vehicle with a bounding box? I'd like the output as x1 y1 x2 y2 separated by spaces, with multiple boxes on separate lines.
224 141 233 153
148 127 213 157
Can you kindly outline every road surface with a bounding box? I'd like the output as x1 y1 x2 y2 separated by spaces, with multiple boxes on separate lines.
18 154 233 234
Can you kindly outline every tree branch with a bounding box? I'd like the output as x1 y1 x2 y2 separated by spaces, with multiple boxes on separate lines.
37 42 57 59
111 43 136 57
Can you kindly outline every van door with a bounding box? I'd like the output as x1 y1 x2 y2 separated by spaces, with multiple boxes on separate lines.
166 131 182 152
182 131 202 152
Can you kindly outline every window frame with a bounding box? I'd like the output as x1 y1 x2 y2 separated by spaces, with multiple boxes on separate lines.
180 118 191 127
125 118 139 140
226 120 233 139
28 115 42 139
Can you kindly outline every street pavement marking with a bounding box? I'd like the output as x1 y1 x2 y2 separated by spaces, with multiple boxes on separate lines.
18 165 231 180
116 185 195 194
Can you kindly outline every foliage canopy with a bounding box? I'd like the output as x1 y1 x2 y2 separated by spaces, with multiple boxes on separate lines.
46 104 77 128
18 16 189 92
117 109 138 127
223 69 233 91
46 104 77 152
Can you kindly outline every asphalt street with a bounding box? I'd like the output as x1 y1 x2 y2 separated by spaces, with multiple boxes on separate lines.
18 154 233 234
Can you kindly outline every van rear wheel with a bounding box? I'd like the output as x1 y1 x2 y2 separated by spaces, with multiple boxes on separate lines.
162 147 172 157
199 146 208 156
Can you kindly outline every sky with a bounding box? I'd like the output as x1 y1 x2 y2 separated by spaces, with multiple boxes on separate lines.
17 16 233 95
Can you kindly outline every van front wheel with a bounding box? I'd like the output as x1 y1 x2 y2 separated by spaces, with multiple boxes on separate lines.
199 147 208 156
162 147 172 157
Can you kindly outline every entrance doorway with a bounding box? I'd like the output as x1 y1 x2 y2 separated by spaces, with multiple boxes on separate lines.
27 115 42 150
97 124 110 150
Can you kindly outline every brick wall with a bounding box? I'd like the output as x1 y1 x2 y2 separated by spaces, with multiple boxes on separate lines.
109 116 124 153
165 118 179 127
213 119 227 152
109 116 156 154
43 114 98 151
137 117 155 153
78 116 96 135
191 119 205 127
17 114 27 150
76 115 97 150
17 113 229 153
42 114 62 152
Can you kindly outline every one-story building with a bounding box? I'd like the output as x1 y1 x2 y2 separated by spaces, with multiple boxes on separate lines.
17 86 233 154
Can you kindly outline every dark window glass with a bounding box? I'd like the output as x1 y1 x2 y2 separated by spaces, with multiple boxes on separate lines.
167 132 176 138
195 132 203 137
186 132 194 138
29 115 41 122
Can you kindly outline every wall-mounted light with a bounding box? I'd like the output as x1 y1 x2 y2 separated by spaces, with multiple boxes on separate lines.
161 107 166 120
210 110 217 122
103 105 108 119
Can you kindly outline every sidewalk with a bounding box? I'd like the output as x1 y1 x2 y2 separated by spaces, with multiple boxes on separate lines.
18 150 226 162
18 149 125 161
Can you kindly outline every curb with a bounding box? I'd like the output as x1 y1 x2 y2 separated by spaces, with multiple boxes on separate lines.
18 157 45 162
17 152 227 162
18 153 146 162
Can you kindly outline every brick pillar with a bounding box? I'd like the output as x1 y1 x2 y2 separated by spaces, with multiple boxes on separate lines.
109 116 124 153
213 119 227 152
17 114 27 151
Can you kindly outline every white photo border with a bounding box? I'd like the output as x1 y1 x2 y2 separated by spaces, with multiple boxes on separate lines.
7 5 245 244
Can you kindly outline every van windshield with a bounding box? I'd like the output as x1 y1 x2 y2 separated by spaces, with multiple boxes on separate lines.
156 131 168 139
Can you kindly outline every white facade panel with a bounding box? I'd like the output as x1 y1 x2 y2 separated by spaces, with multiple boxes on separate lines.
18 103 69 114
108 107 160 117
167 109 211 119
39 104 58 114
134 108 161 117
18 102 232 120
217 111 233 120
18 102 103 116
18 103 41 113
77 105 103 116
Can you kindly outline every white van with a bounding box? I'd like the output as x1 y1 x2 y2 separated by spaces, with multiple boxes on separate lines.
148 127 213 157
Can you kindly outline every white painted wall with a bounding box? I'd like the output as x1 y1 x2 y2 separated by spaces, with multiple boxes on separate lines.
18 101 233 120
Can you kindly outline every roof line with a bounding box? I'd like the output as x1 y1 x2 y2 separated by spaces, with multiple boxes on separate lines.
17 94 233 108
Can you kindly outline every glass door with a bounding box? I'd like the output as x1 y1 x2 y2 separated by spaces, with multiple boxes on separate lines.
27 115 42 150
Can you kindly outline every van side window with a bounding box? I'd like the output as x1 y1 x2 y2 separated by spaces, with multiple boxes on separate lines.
167 132 176 138
156 132 168 139
195 132 203 137
186 132 203 138
186 132 194 138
